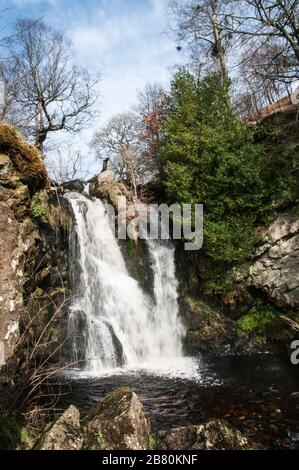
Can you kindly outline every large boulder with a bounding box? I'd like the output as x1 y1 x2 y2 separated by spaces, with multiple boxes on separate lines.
246 209 299 309
89 171 132 209
83 387 150 450
159 419 261 450
36 405 83 450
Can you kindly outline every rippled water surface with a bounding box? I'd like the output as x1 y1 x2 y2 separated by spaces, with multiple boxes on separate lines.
59 354 299 449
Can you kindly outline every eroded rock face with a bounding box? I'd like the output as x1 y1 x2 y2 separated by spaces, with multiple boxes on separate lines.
36 405 83 451
83 387 151 450
159 419 261 450
247 210 299 308
0 153 39 364
0 124 47 364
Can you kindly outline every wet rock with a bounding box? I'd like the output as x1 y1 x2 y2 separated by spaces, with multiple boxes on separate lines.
83 387 150 450
159 419 262 450
224 286 254 319
288 431 299 442
182 296 262 355
60 179 85 193
36 405 83 450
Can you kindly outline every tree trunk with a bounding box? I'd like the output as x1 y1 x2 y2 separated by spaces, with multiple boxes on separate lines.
210 0 228 81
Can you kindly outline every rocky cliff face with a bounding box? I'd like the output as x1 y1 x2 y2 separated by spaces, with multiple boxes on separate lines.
246 208 299 309
176 203 299 355
0 124 47 364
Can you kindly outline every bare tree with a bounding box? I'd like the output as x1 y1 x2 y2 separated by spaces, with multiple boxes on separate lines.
2 19 99 153
232 1 299 60
227 0 299 83
46 145 89 183
168 0 234 80
91 113 148 197
136 83 167 175
234 38 294 119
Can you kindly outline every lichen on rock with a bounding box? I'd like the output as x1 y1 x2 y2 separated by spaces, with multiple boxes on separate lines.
35 405 83 451
83 387 151 450
159 419 262 450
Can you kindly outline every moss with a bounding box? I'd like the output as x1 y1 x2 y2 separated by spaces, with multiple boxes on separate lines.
0 122 48 191
32 287 45 299
149 433 158 449
237 301 279 334
0 416 22 450
18 427 34 450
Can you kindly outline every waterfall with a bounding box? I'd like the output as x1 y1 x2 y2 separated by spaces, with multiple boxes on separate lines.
66 192 185 373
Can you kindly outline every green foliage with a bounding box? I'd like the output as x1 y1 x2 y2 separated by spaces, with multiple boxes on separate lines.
31 190 48 221
0 416 21 450
237 302 278 333
159 70 269 264
256 124 299 204
149 433 158 450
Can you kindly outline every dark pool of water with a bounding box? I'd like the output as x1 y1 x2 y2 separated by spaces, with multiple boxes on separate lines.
59 354 299 449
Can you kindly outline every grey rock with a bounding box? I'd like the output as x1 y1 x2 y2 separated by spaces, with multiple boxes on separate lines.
247 210 299 309
36 405 83 450
159 419 262 450
83 387 150 450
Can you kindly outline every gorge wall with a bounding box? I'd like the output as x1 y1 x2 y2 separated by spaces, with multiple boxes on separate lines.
0 120 298 371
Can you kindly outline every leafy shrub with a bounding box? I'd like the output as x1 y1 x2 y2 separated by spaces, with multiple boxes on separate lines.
237 303 278 333
31 191 48 221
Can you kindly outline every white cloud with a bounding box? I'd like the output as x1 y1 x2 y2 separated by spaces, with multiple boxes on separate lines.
7 0 184 179
66 0 182 123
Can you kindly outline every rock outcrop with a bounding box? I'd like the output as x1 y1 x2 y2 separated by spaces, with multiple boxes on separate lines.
83 387 151 450
246 209 299 309
0 123 47 191
182 295 263 355
89 171 140 242
0 123 47 364
36 405 83 451
159 419 261 450
89 171 132 208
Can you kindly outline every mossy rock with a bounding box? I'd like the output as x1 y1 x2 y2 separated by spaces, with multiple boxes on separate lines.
0 415 33 450
0 122 48 191
83 387 151 450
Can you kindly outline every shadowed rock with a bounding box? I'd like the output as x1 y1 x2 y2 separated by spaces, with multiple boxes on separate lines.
159 419 262 450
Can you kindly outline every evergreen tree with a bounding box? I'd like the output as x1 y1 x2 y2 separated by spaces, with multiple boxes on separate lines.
159 70 268 262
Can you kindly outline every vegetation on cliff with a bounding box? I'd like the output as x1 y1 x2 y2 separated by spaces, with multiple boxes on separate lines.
0 123 48 191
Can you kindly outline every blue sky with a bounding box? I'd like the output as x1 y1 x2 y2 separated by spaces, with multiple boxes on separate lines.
1 0 183 122
1 0 184 176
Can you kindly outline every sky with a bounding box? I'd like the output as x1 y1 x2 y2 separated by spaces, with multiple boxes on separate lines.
1 0 185 176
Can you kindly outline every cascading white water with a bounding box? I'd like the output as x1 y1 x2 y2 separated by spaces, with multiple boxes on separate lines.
66 192 185 373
